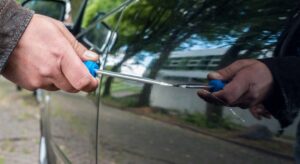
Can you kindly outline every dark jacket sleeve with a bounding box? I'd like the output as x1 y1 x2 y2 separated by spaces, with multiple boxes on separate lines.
0 0 33 71
260 57 300 129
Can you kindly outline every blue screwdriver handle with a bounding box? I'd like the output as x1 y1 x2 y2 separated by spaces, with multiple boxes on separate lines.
84 61 100 77
209 80 226 92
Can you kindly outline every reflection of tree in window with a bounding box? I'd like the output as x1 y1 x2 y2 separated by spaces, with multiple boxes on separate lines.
102 0 298 110
25 1 64 20
82 0 125 27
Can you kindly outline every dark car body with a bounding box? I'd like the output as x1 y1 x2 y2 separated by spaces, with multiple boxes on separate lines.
37 0 300 163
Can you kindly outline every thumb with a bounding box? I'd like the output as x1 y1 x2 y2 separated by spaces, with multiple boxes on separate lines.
208 59 257 80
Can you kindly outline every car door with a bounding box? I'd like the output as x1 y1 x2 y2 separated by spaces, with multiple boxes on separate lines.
39 1 127 163
98 0 299 163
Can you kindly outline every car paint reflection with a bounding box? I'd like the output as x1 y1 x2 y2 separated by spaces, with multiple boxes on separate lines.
48 92 98 163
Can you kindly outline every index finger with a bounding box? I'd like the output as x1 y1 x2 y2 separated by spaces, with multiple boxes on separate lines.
208 59 257 80
60 45 98 91
53 20 99 61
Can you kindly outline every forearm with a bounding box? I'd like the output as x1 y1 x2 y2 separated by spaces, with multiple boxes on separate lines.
0 0 33 71
260 57 300 128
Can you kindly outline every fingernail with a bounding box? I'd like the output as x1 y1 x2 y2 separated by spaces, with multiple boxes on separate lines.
84 50 98 59
208 72 222 79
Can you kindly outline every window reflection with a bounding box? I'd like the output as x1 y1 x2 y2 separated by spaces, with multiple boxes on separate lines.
99 0 299 163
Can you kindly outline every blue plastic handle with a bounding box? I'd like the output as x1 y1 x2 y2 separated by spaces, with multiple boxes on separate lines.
208 80 226 92
84 61 100 77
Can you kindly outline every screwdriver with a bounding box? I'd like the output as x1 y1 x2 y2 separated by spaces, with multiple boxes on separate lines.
84 61 226 92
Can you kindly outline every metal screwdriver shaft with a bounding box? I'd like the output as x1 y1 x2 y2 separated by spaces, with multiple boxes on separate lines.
97 70 174 87
84 61 226 91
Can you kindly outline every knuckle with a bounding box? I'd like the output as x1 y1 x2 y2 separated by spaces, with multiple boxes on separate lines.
56 21 65 29
58 22 64 27
56 81 79 93
74 76 91 90
71 39 78 49
233 60 243 65
221 91 236 104
248 84 259 99
235 59 247 65
52 45 67 58
38 67 53 77
29 79 42 90
249 102 257 108
226 95 236 105
249 92 259 101
88 83 98 92
222 66 233 76
236 59 255 66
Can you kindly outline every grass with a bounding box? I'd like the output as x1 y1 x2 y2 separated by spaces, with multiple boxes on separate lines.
52 106 87 134
101 76 240 131
102 91 241 131
111 81 141 93
22 148 30 154
0 157 4 164
17 112 35 121
182 112 242 130
1 140 14 153
100 78 142 95
100 78 143 108
102 95 139 108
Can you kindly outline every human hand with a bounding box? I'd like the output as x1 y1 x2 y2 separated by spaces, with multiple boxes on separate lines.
2 14 99 92
197 59 274 119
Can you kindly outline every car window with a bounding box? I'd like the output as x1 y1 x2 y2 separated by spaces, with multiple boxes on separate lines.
98 0 299 163
23 1 66 20
79 0 134 54
82 0 126 27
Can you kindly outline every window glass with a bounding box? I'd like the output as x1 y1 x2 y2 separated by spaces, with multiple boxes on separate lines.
98 0 300 163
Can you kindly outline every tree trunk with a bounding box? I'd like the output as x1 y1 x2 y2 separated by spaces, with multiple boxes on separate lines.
102 64 119 97
205 103 223 128
137 32 191 106
137 48 171 106
102 47 141 97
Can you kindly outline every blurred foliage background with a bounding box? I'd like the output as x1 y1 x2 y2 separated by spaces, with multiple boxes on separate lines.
17 0 124 27
82 0 124 27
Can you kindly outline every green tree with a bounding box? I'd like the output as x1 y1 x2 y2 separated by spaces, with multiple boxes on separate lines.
83 0 124 27
101 0 297 126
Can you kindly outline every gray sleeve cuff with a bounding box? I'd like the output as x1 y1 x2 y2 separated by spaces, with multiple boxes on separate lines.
0 0 34 71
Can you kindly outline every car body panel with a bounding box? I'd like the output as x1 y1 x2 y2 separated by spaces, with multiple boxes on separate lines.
39 0 300 163
40 1 131 163
46 91 97 163
97 0 299 163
